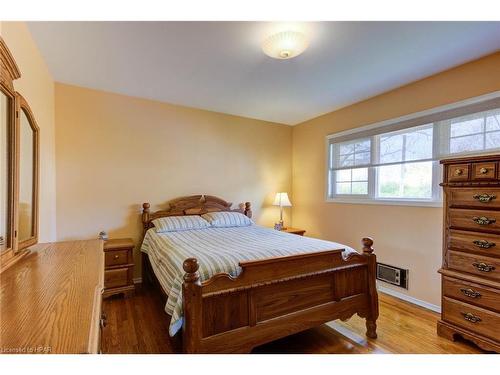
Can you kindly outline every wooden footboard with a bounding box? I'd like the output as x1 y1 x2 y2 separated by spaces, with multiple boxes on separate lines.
181 238 379 353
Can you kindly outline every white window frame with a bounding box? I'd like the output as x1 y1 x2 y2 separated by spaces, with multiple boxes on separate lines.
326 91 500 207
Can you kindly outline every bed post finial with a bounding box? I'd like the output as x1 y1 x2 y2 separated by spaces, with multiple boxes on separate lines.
244 202 252 218
182 257 202 353
361 236 378 339
362 237 374 254
183 258 200 282
142 203 151 232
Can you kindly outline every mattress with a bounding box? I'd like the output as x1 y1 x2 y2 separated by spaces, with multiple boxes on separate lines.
140 224 357 336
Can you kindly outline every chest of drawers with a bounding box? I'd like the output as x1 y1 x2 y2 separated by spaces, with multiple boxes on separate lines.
438 154 500 352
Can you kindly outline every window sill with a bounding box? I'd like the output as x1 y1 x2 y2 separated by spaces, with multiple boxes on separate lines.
326 197 443 208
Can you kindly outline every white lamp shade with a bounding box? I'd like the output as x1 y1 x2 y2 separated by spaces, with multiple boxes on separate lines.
262 31 309 60
273 192 292 207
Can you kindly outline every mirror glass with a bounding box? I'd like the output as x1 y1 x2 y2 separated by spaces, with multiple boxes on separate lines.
0 92 9 251
18 108 35 243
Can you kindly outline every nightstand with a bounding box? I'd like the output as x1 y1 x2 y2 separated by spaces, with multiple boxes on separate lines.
103 238 135 298
281 227 306 236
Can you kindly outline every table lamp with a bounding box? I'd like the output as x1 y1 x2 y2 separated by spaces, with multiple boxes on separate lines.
273 192 292 229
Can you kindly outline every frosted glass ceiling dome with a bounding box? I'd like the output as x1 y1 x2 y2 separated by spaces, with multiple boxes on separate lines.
262 31 309 60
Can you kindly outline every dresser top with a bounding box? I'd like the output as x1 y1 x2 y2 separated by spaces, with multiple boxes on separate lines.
440 153 500 165
0 239 104 354
103 238 134 251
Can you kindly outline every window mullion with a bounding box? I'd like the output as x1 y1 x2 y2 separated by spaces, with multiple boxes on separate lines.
483 114 487 149
369 136 377 199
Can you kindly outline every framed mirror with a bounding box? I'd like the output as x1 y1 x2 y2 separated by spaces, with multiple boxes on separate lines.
1 37 40 269
0 86 15 253
1 37 20 259
16 95 39 250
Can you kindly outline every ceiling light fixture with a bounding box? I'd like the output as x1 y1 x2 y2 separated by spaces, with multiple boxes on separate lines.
262 31 309 60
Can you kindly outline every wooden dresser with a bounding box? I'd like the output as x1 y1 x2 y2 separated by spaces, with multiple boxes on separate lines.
438 154 500 352
0 240 105 354
103 238 135 298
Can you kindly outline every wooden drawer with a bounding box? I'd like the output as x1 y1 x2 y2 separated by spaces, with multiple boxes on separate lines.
104 267 130 289
449 208 500 233
447 188 500 209
105 249 129 267
472 162 497 181
443 276 500 312
447 163 470 182
448 229 500 258
442 296 500 341
448 250 500 281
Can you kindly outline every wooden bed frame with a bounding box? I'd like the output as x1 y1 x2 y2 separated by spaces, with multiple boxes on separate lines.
141 195 379 353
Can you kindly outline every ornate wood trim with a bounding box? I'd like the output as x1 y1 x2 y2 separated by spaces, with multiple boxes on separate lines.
437 319 500 352
0 37 21 92
0 36 21 270
141 195 251 234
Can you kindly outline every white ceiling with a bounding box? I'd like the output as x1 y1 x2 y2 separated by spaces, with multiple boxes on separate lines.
28 21 500 125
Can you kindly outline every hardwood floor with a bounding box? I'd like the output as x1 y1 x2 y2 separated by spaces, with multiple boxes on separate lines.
101 285 484 354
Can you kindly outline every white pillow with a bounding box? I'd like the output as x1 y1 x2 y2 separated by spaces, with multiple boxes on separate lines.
152 215 210 233
202 211 253 228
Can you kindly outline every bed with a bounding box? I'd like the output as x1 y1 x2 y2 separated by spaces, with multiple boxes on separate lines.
140 195 379 353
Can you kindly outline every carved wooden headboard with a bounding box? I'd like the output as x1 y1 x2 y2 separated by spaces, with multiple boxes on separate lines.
141 195 252 234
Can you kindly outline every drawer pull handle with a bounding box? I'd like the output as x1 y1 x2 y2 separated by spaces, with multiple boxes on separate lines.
479 167 489 174
473 240 496 249
114 255 120 260
472 262 496 272
460 288 481 298
472 216 496 225
473 194 496 203
454 168 464 176
100 312 107 328
461 312 482 323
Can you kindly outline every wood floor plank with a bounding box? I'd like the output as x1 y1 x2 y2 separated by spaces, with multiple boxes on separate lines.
101 286 484 354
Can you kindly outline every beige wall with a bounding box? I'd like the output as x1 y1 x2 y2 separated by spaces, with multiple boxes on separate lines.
55 84 292 276
292 52 500 307
1 22 57 242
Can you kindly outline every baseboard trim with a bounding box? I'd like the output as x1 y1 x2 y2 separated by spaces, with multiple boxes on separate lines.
133 277 142 284
377 283 441 314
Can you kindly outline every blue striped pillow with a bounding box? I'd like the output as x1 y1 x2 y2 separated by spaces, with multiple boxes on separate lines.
152 215 210 233
202 212 253 228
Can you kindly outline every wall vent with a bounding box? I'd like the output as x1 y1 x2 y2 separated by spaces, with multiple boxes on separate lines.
376 263 408 289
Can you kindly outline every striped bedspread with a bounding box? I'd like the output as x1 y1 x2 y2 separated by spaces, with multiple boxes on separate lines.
140 224 357 336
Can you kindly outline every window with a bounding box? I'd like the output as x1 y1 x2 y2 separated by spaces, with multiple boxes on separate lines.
330 139 370 197
376 125 434 200
445 110 500 154
327 97 500 206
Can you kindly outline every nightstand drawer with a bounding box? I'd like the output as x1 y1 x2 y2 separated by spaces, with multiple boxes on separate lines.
105 267 130 289
105 249 129 267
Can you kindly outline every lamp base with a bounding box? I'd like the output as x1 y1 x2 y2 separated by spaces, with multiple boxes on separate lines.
279 220 288 230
